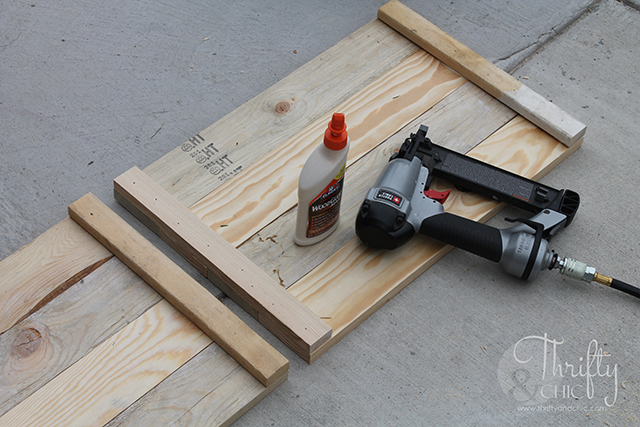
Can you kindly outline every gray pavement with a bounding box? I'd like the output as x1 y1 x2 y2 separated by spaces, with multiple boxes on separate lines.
1 0 639 425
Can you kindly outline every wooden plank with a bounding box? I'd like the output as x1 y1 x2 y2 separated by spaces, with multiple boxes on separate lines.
0 217 112 335
0 257 161 417
0 213 285 426
105 344 285 427
114 167 332 362
239 81 517 287
378 0 587 147
114 11 583 365
69 194 288 387
189 50 465 247
287 116 583 362
0 300 211 427
144 19 421 208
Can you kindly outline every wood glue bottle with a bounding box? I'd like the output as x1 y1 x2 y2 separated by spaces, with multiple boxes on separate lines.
294 113 350 246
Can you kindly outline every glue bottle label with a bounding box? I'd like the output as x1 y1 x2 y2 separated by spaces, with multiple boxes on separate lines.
306 163 345 238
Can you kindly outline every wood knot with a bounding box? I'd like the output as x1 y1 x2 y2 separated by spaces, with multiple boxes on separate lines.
12 327 43 359
274 99 294 115
3 323 53 383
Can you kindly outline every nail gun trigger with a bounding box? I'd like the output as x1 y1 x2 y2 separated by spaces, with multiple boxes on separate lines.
424 189 451 204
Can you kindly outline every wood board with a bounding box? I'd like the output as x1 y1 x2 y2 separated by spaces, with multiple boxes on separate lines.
377 0 586 146
0 198 287 426
116 3 584 363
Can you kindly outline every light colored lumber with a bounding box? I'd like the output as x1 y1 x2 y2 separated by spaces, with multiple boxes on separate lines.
114 9 584 366
0 300 211 427
190 50 465 247
0 217 112 335
0 219 282 426
377 0 586 147
499 84 586 147
144 19 421 207
0 257 161 415
288 116 583 362
114 167 332 362
106 344 286 427
69 193 288 387
239 81 517 287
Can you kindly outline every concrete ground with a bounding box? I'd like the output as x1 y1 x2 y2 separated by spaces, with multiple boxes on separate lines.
1 0 638 425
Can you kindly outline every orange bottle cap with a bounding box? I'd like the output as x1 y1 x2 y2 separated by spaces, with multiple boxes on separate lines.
324 113 348 150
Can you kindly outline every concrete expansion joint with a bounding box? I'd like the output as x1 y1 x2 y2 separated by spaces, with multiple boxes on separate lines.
504 0 605 74
498 29 555 73
622 0 640 12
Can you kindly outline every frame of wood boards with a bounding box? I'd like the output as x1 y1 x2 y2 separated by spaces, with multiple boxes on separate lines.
115 1 585 364
0 195 288 427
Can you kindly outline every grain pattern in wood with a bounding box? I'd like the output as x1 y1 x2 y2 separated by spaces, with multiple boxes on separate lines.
0 300 211 427
0 217 112 335
378 0 520 98
172 361 287 427
189 50 465 247
144 19 421 207
239 81 517 287
116 8 582 367
106 343 281 427
378 0 586 146
288 115 583 362
69 193 288 387
114 167 332 362
0 257 161 416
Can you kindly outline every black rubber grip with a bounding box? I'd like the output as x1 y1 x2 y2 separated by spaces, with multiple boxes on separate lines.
611 279 640 300
420 213 503 262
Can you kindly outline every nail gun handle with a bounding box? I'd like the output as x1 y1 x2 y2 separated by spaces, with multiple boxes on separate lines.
420 213 503 263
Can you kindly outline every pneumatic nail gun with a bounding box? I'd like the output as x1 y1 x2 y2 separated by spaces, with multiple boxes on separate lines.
355 125 638 298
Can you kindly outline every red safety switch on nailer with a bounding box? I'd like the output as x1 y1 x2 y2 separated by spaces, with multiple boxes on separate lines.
424 189 450 204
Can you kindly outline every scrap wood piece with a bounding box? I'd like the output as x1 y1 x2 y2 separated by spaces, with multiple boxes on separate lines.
113 167 332 363
378 0 587 147
0 300 210 427
0 217 112 335
69 193 289 387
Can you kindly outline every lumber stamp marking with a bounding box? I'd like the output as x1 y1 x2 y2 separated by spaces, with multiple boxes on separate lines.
378 0 587 147
107 6 583 366
114 167 333 363
144 19 421 208
69 193 289 387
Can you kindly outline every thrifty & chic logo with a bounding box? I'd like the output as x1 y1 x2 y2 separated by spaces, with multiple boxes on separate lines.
497 334 619 407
